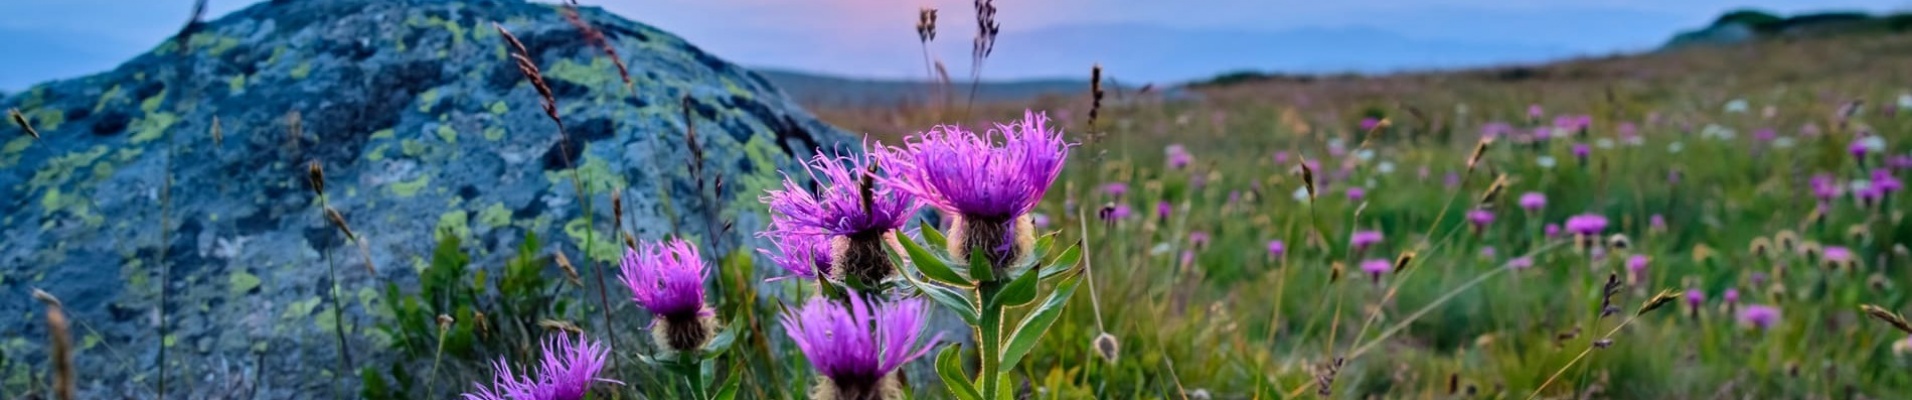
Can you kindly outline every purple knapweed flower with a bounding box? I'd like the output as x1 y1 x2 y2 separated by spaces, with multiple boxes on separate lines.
1266 240 1286 258
1851 138 1871 158
880 111 1069 222
1480 246 1497 258
1359 117 1383 131
619 239 714 351
881 111 1071 271
1156 201 1173 220
1527 104 1544 120
1564 214 1609 236
1810 174 1843 202
1189 231 1211 249
1444 172 1461 188
1824 246 1854 264
1685 289 1706 309
1273 151 1290 164
1467 209 1495 230
1626 255 1649 282
1649 214 1666 233
1031 213 1051 230
1481 121 1514 139
1572 143 1591 160
762 232 832 281
782 293 939 399
1890 154 1912 170
1618 122 1639 142
1738 305 1780 329
1101 182 1128 198
1507 256 1534 270
1100 204 1133 221
1345 186 1366 202
1166 144 1192 170
1360 258 1390 282
463 334 617 400
1519 192 1546 211
1753 128 1777 142
1351 230 1383 251
1872 169 1903 193
764 150 920 238
1544 223 1561 238
1723 289 1740 304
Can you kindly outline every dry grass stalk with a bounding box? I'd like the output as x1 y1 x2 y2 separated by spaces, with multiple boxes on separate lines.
1465 138 1492 173
554 251 584 286
1637 289 1682 316
324 207 356 241
1860 304 1912 334
1312 357 1344 396
964 0 1000 112
561 2 632 88
307 160 325 195
538 319 585 335
8 108 39 140
1478 174 1508 206
210 116 223 147
1089 65 1105 131
495 23 565 133
46 303 74 400
1392 250 1416 273
1598 273 1622 318
1298 156 1317 202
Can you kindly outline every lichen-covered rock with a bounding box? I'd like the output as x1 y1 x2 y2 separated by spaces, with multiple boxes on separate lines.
0 0 842 397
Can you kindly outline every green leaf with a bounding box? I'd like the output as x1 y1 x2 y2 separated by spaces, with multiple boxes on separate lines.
1038 241 1082 281
992 265 1041 308
714 362 744 400
701 314 745 359
898 236 969 286
999 273 1083 371
923 224 950 250
995 372 1015 400
936 344 983 400
909 278 980 324
967 246 996 283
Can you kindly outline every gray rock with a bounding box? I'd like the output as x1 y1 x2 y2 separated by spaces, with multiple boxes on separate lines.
0 0 844 397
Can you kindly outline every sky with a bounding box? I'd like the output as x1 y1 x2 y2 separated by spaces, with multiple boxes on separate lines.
0 0 1905 91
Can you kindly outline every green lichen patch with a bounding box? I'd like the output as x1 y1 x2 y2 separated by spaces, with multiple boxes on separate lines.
436 124 458 144
228 270 261 295
436 210 471 240
478 202 511 228
388 175 431 198
128 112 180 144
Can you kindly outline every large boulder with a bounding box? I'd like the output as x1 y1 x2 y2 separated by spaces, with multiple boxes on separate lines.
0 0 843 397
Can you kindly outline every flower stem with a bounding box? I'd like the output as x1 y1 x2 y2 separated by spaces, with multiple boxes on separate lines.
977 281 1005 400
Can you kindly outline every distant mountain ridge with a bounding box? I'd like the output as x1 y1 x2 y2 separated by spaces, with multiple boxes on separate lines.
1665 9 1912 48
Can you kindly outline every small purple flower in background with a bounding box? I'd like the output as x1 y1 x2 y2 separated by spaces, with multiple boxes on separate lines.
1723 289 1740 304
1856 184 1886 208
1572 143 1591 161
1444 172 1461 188
1890 154 1912 170
1800 123 1822 137
1738 305 1781 329
1533 126 1553 141
763 233 833 281
1519 192 1546 212
1166 144 1192 170
1649 214 1666 233
1667 169 1682 185
1156 201 1173 220
1480 246 1497 258
1685 289 1706 309
1360 259 1391 283
463 334 617 400
1851 138 1872 159
1824 246 1855 266
1189 231 1211 249
782 294 940 399
1564 214 1609 236
1180 250 1197 267
1544 223 1561 238
1749 272 1769 287
1101 182 1128 198
1273 151 1290 164
1266 240 1286 258
1872 169 1903 193
1100 204 1133 222
1810 174 1843 203
1507 256 1535 270
1351 230 1384 252
1752 128 1777 142
1032 213 1051 230
1527 104 1544 120
1626 255 1650 282
1359 117 1383 131
1345 186 1366 202
1481 121 1514 139
620 239 715 351
1618 122 1639 143
880 111 1071 271
1467 209 1495 232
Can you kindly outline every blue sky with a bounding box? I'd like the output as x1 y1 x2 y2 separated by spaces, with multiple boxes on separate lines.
0 0 1904 90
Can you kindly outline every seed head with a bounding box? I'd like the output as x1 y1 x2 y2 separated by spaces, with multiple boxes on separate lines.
1861 304 1912 334
1637 289 1682 316
8 108 39 140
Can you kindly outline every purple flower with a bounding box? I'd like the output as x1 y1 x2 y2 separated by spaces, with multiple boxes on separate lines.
1467 209 1495 229
1507 256 1534 270
1444 172 1461 188
1872 169 1903 193
1564 214 1609 236
1101 183 1129 198
463 334 617 400
1527 104 1544 119
1266 240 1286 258
1810 174 1843 202
1156 201 1173 220
1519 192 1546 211
1273 151 1290 164
1626 255 1649 277
1738 305 1780 329
1480 246 1497 257
1031 213 1051 230
1685 289 1706 308
1481 122 1514 139
1359 117 1382 131
619 239 708 318
1189 231 1211 249
1166 144 1192 170
763 150 920 237
880 111 1071 221
1824 246 1854 264
1345 186 1366 202
1351 230 1383 250
1851 139 1871 158
1723 289 1740 304
1544 223 1561 238
1649 214 1666 232
782 294 939 397
1890 154 1912 170
1360 258 1391 277
1752 128 1776 142
1572 143 1591 159
1533 126 1553 141
1100 204 1133 221
762 233 832 281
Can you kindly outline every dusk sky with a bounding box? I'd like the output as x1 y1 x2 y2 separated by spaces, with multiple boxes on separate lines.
0 0 1904 91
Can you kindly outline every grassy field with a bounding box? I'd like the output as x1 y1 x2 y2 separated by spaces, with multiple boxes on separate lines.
790 32 1912 398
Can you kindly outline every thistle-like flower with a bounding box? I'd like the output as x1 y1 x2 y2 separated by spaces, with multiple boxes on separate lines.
880 111 1071 276
762 231 833 281
1467 209 1494 232
1351 230 1383 252
1518 192 1546 212
782 294 940 400
1738 304 1781 329
619 239 715 352
765 150 921 284
463 334 617 400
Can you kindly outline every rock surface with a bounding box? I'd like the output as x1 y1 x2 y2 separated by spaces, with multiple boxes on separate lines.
0 0 842 397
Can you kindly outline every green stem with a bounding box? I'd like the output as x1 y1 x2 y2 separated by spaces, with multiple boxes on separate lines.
977 282 1005 400
425 328 449 399
684 358 710 400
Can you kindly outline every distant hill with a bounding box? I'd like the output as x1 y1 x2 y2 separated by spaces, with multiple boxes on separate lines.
757 69 1126 109
1665 9 1912 48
